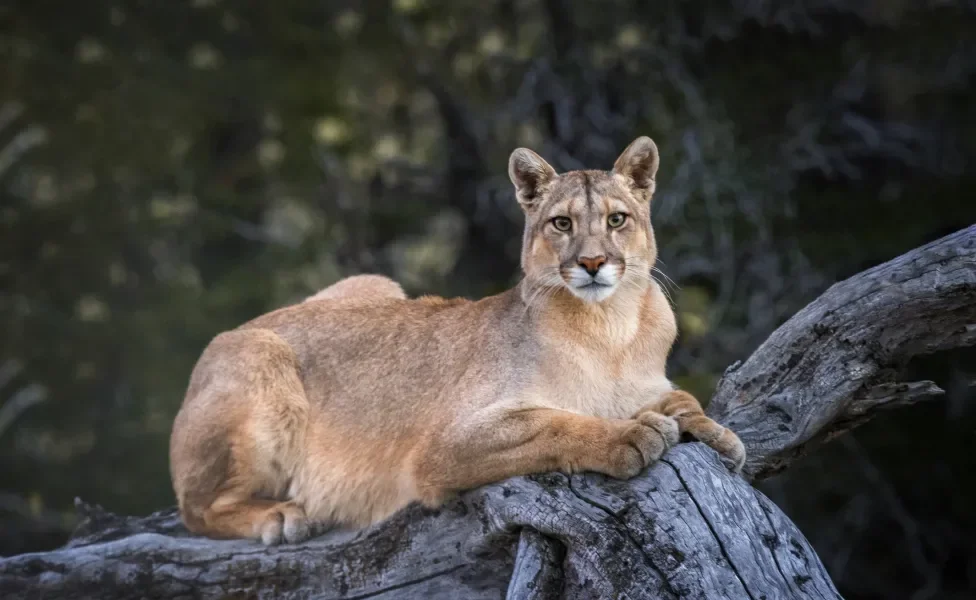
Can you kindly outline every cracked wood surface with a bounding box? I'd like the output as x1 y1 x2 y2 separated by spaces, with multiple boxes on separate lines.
0 446 839 599
1 225 973 599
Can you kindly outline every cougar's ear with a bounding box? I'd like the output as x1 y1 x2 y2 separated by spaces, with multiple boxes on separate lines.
508 148 557 211
613 136 660 198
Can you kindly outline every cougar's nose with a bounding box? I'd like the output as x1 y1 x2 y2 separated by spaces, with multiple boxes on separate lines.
578 255 607 276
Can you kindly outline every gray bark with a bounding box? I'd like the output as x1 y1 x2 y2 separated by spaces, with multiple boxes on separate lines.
2 225 973 600
710 224 976 479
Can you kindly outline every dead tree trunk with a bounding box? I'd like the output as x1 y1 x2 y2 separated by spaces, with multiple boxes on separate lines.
2 226 974 600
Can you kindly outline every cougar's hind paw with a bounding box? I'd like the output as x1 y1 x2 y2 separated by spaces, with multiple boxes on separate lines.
259 502 311 545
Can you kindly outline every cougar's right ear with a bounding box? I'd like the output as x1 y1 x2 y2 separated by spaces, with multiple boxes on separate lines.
508 148 557 211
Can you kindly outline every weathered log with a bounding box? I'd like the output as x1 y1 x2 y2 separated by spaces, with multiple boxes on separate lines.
1 225 973 600
2 447 840 600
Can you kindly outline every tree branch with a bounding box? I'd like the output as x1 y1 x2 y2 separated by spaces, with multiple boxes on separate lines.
0 446 840 599
709 225 976 479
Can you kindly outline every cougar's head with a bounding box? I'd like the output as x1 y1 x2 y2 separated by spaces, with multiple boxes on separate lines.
509 137 660 304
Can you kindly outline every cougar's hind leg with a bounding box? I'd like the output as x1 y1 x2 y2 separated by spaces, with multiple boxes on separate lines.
170 328 313 544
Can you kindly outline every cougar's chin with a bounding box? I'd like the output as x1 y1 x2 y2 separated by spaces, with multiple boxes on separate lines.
567 281 618 303
564 264 621 303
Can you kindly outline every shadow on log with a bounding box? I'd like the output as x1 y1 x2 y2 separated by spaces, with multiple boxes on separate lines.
2 226 974 599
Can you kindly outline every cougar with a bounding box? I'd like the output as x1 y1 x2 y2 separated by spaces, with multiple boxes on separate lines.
169 137 746 544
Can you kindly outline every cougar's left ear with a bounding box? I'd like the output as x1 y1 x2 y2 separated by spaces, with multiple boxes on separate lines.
613 136 659 199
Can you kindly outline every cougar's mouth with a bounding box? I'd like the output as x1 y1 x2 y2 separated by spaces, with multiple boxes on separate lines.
569 281 617 303
564 270 619 303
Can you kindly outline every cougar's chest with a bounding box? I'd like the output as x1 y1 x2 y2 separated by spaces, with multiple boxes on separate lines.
536 340 669 420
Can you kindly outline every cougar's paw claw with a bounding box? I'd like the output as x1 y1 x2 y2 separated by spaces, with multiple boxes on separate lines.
607 421 669 479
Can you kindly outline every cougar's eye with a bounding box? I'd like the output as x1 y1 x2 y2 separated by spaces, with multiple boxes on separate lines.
551 216 572 232
608 212 627 228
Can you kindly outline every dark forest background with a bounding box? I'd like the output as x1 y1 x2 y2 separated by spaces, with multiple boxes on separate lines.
1 1 975 598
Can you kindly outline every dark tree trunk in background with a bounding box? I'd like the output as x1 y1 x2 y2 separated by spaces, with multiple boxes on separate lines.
1 226 973 600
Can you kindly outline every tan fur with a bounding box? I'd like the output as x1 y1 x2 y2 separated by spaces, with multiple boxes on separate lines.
169 137 745 544
303 274 406 303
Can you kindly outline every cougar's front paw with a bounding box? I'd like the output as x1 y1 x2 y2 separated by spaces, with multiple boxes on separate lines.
634 410 680 449
605 420 672 479
717 431 747 474
259 502 311 545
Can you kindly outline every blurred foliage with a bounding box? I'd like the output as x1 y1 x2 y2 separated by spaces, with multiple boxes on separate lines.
1 0 975 597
